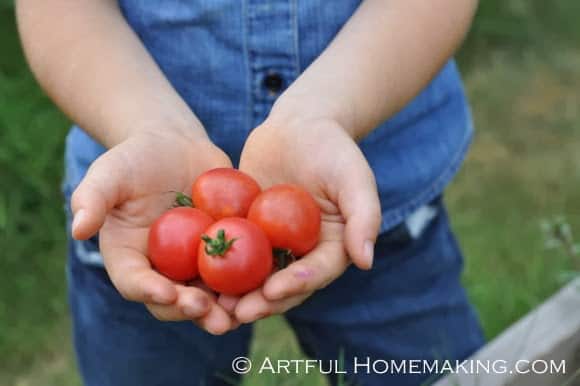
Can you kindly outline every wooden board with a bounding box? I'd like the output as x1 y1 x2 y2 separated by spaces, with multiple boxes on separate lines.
434 278 580 386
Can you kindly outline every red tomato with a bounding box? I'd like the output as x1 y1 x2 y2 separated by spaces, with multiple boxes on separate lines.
247 184 321 256
198 218 273 296
148 207 214 281
192 168 261 220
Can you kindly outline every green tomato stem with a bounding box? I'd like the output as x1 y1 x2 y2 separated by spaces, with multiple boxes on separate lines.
201 229 236 257
173 191 194 208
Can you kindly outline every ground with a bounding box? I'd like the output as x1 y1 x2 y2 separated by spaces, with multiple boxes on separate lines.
1 1 579 385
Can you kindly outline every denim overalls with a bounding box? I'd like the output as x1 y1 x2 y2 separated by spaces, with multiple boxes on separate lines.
63 1 484 385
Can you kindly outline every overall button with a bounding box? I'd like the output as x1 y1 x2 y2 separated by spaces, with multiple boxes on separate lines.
263 72 284 94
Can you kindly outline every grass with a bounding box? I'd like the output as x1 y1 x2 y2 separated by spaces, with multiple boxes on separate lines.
451 50 580 339
1 1 580 385
0 4 74 385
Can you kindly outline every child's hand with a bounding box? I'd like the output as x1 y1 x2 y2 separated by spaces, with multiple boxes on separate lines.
220 113 382 323
71 130 237 335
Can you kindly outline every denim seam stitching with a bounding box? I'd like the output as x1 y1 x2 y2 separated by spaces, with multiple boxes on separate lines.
291 0 301 74
242 0 253 133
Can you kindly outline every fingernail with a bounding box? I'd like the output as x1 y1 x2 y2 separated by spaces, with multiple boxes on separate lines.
72 209 86 234
364 239 374 268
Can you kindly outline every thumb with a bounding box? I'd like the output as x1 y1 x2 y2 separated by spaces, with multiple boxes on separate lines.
70 150 128 240
337 162 382 270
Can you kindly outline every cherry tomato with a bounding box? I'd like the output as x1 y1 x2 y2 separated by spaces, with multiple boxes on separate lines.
148 207 214 281
192 168 261 220
247 184 321 257
198 218 273 296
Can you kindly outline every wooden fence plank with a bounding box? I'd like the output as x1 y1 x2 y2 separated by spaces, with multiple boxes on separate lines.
434 278 580 386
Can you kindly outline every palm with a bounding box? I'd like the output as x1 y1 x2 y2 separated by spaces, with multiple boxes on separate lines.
98 132 230 266
72 132 236 333
226 119 379 322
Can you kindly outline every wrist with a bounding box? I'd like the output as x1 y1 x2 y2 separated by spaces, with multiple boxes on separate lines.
129 117 207 144
117 125 229 178
257 106 356 154
269 91 362 140
99 113 208 148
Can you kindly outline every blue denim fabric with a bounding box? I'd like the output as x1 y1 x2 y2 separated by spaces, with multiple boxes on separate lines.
66 197 484 386
62 2 484 385
63 0 474 237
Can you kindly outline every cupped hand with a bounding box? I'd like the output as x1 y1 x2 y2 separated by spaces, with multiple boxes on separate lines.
219 114 382 323
71 129 237 334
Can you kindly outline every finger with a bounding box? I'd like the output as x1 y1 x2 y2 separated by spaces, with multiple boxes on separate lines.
177 285 212 317
197 302 236 335
337 158 382 270
217 294 240 314
262 238 349 301
235 288 313 324
145 302 205 322
145 285 212 321
102 245 177 305
71 150 128 240
146 303 182 321
147 287 236 335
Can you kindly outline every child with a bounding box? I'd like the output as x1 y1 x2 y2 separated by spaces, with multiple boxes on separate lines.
17 0 483 385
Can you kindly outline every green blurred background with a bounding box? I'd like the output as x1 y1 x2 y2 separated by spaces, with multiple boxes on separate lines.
1 1 580 385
